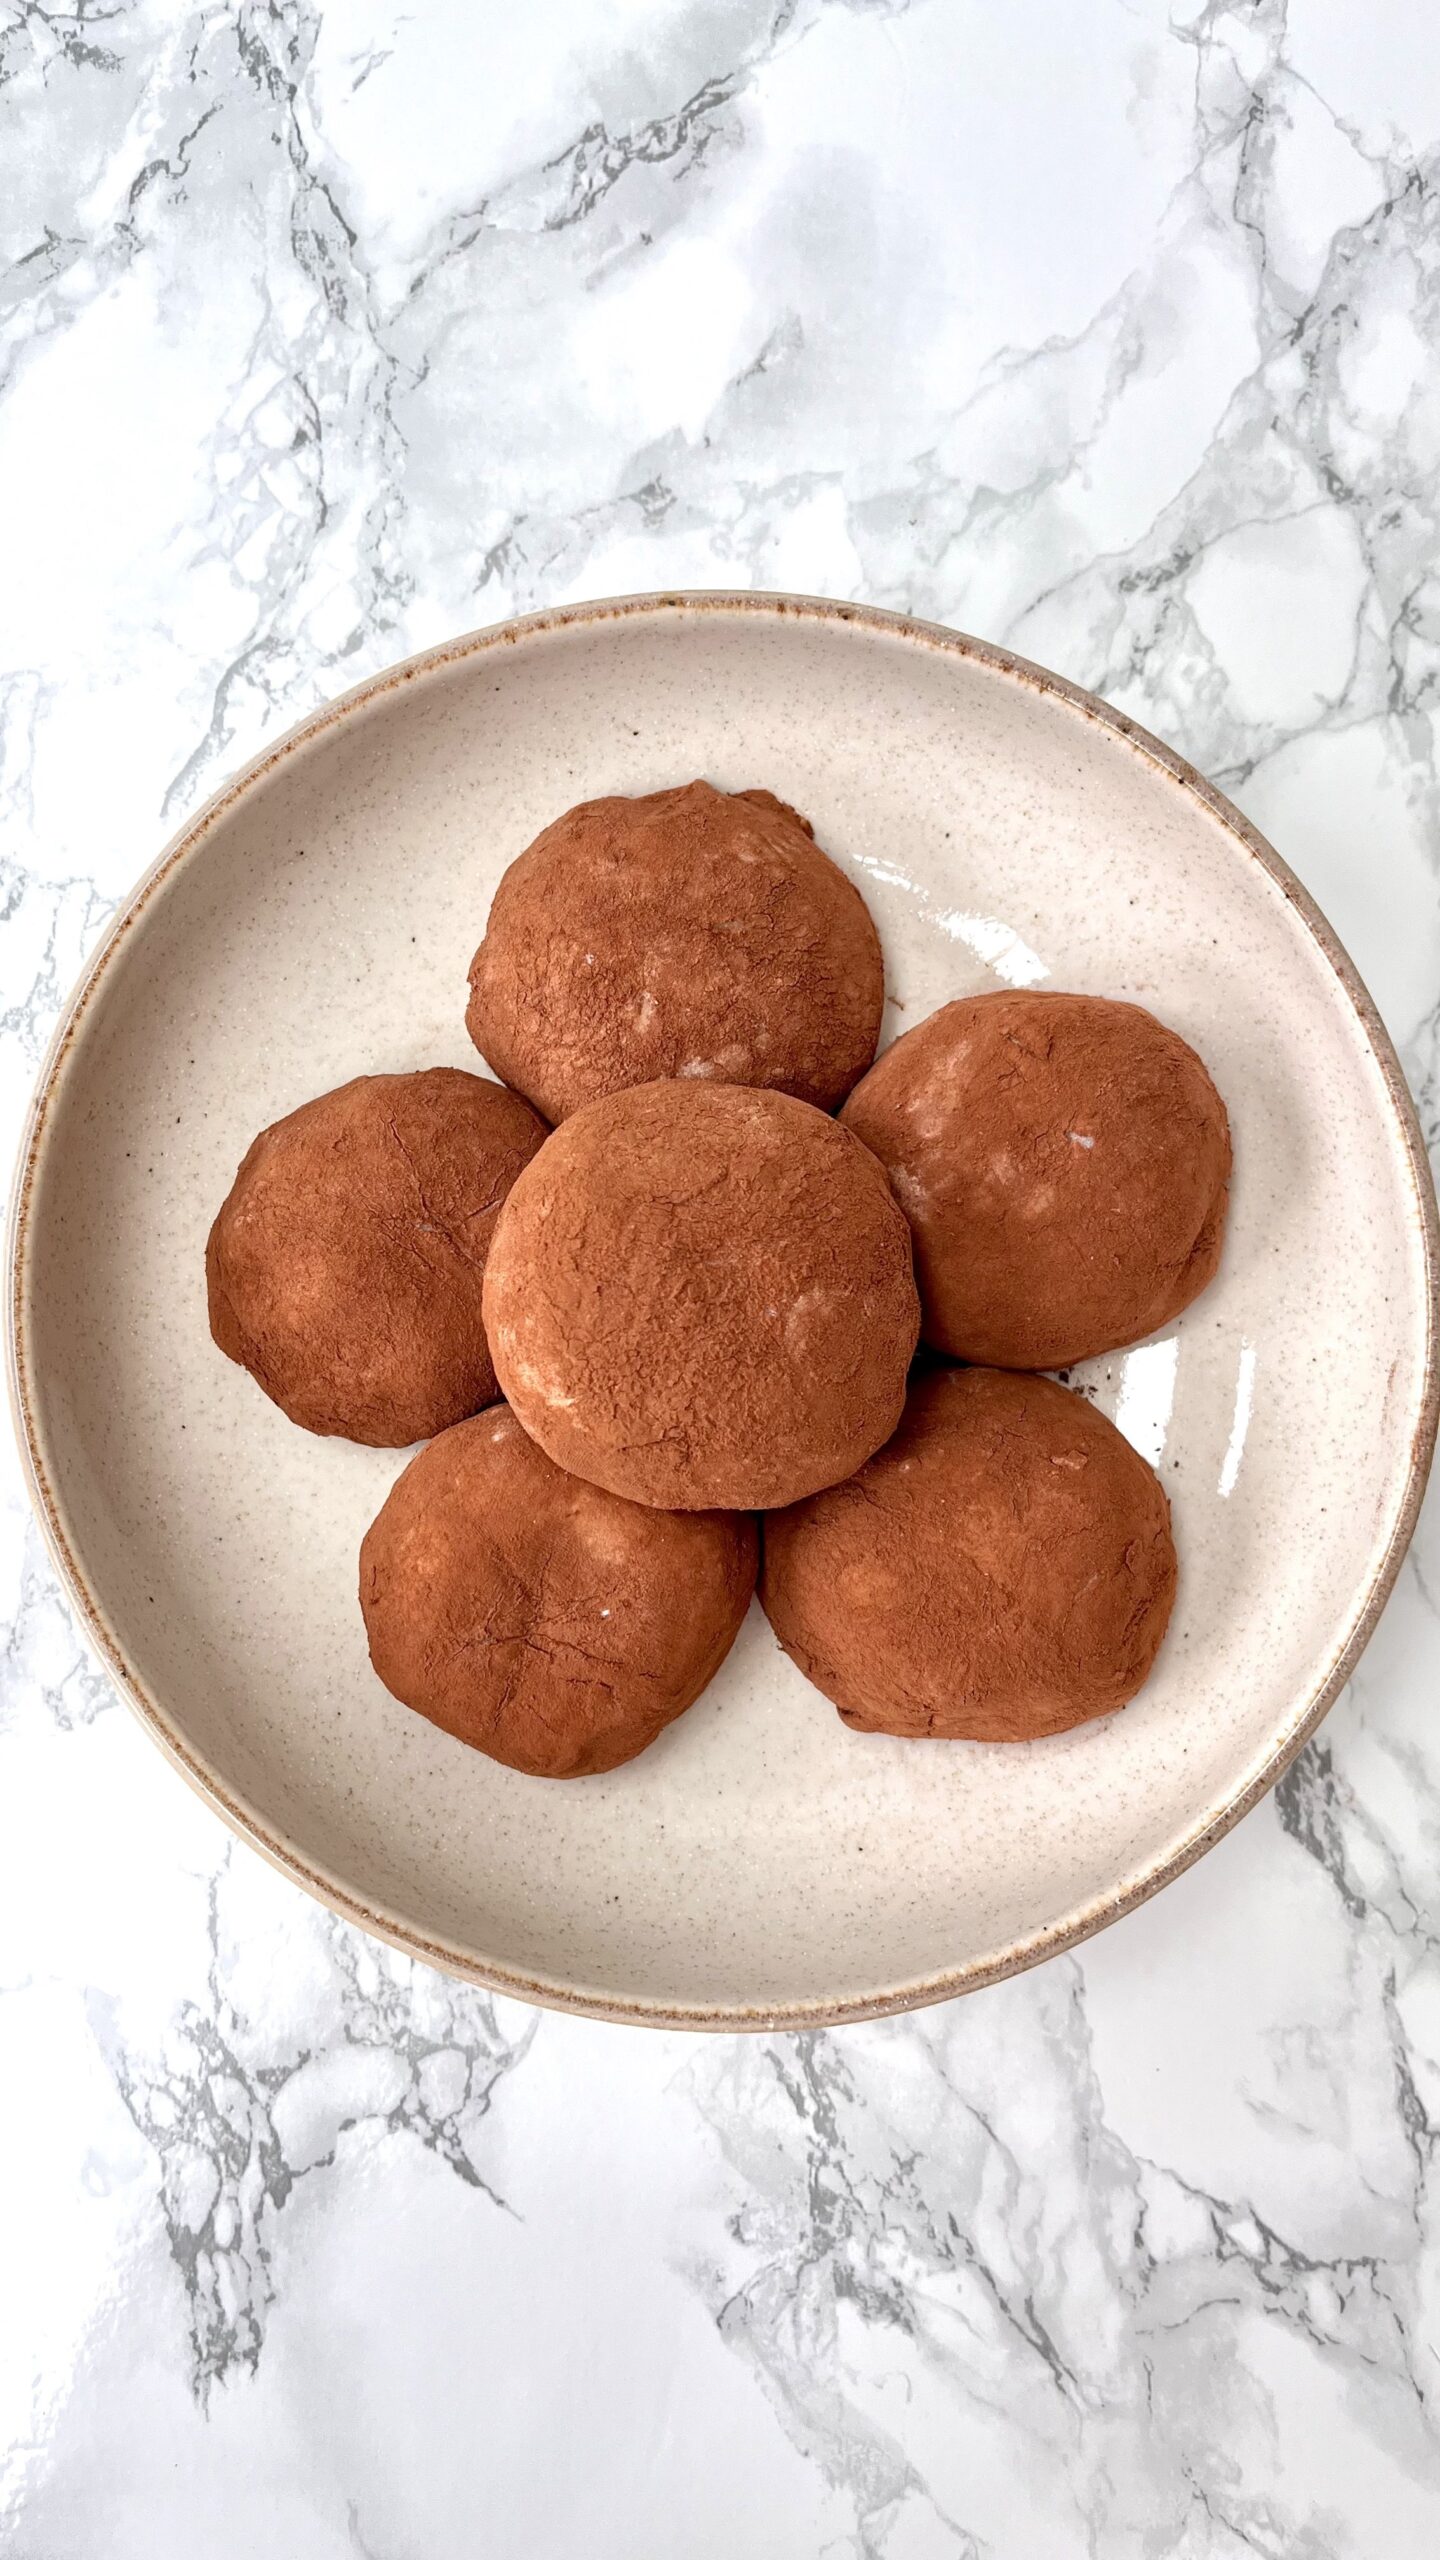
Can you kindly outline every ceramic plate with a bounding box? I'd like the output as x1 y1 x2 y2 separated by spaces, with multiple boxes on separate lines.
9 596 1437 2027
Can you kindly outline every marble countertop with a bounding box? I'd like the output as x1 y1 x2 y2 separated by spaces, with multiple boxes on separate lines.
4 3 1439 2551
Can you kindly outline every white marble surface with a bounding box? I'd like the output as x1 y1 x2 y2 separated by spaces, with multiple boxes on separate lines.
3 1 1440 2549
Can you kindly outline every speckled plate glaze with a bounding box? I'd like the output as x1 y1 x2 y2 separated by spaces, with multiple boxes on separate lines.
8 596 1438 2029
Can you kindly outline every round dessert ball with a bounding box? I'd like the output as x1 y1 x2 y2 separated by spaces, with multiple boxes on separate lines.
762 1366 1177 1743
483 1081 920 1511
207 1069 546 1446
841 990 1231 1369
466 780 884 1122
360 1405 758 1777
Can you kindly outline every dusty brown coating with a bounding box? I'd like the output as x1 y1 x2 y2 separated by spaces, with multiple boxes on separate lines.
466 780 885 1122
841 990 1231 1369
762 1366 1177 1743
360 1405 758 1777
483 1081 921 1511
207 1070 547 1446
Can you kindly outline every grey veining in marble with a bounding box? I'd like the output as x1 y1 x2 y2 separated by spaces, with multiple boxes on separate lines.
3 3 1440 2552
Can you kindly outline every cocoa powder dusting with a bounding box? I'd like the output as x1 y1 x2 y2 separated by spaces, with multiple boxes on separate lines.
762 1365 1177 1742
467 780 884 1122
207 1068 547 1446
360 1405 757 1777
483 1079 921 1511
841 989 1231 1370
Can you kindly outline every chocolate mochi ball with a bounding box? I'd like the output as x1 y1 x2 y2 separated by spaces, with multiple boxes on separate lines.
207 1069 546 1446
360 1405 758 1777
466 780 884 1121
483 1080 920 1511
762 1365 1177 1743
841 990 1231 1369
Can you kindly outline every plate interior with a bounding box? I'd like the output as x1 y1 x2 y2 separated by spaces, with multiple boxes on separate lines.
16 604 1435 2016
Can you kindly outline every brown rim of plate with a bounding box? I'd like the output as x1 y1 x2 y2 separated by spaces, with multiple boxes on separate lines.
7 591 1439 2032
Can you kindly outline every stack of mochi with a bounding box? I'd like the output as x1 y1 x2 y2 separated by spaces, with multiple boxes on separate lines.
207 781 1231 1780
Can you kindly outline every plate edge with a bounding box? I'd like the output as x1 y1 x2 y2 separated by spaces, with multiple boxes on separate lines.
7 588 1438 2031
